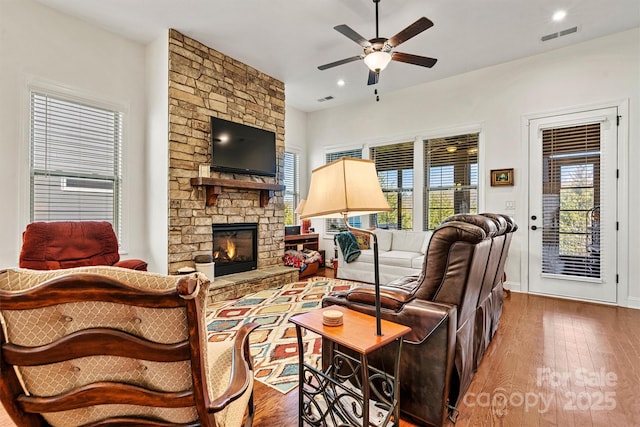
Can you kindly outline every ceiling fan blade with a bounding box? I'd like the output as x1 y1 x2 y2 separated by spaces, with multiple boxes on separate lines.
367 70 379 86
318 56 362 71
392 52 438 68
387 17 434 48
334 24 372 48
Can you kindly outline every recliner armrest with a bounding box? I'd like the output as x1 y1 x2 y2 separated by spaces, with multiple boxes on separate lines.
323 292 456 344
114 259 148 271
346 285 415 310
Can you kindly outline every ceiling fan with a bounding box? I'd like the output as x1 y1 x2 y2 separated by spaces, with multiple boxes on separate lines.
318 0 438 85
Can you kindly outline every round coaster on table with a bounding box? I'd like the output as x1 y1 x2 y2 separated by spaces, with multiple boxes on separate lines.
322 309 344 326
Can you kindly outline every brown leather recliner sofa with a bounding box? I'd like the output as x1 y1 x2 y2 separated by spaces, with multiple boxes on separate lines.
322 213 516 426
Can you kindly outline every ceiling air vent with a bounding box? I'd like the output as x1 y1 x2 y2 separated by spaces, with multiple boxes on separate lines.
317 96 335 102
541 26 578 42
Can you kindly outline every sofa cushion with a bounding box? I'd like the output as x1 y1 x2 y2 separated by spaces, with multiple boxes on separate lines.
355 233 370 249
411 254 425 269
357 249 375 264
374 229 393 251
420 231 433 254
391 230 427 252
378 251 422 268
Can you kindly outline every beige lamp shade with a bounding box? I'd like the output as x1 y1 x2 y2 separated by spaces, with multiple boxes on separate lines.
294 199 306 214
300 158 391 219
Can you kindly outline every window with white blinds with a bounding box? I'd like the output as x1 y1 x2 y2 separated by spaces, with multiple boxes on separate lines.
369 142 414 229
541 123 601 278
424 133 478 230
30 91 123 237
325 149 362 232
283 151 299 226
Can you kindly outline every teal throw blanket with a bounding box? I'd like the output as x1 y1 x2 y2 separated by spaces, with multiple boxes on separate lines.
334 231 361 263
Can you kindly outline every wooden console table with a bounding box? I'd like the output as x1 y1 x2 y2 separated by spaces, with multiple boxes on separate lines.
290 305 410 426
284 233 319 251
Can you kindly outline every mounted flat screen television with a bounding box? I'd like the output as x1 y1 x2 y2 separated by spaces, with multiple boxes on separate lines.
210 117 276 177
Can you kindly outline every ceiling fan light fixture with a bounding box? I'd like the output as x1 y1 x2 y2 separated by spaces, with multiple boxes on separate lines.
364 51 392 72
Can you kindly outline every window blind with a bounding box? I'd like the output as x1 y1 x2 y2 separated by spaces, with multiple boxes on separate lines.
541 123 601 278
424 133 478 230
325 149 362 231
283 151 299 226
30 92 123 236
369 141 414 229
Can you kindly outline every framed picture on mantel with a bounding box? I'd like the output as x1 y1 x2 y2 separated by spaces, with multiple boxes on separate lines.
491 168 514 186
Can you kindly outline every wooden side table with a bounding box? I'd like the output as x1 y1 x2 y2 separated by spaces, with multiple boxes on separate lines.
290 305 411 426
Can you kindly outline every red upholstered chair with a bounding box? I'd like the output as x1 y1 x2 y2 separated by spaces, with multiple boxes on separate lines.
19 221 147 271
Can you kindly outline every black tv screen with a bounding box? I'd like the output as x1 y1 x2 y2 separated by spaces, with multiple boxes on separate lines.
210 117 276 177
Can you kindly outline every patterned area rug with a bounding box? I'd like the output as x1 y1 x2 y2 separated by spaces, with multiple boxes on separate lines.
205 277 358 394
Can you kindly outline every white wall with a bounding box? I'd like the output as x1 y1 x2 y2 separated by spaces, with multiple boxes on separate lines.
145 34 169 273
284 104 309 199
307 28 640 307
0 0 149 268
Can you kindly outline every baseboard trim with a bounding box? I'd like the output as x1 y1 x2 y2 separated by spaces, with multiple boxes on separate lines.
625 296 640 309
504 281 521 293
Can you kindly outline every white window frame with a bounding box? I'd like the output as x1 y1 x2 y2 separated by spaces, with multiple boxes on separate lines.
26 82 127 248
324 148 363 233
423 132 480 231
283 150 300 226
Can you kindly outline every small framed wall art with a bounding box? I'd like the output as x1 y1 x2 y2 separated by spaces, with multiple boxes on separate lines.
490 168 514 186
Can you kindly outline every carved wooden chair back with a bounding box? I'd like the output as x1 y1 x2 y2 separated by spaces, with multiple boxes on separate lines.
0 267 257 427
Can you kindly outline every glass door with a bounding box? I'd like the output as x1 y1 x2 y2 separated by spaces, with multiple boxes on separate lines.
528 108 617 303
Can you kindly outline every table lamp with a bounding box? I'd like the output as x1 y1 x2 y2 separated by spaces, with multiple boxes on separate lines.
300 157 390 336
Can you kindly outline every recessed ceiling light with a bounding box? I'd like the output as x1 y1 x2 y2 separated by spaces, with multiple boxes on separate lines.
337 79 345 87
552 10 567 22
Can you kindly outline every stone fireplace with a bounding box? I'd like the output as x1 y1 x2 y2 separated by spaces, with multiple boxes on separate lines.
212 223 258 276
167 29 287 275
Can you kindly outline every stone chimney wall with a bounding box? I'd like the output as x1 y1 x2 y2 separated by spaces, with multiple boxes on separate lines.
167 29 286 273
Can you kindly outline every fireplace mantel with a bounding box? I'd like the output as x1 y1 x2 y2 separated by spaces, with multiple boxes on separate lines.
191 177 285 207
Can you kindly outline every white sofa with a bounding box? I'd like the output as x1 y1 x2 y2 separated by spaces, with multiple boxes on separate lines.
335 229 432 284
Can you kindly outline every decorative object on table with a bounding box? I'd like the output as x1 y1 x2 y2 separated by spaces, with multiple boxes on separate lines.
284 225 301 235
295 199 312 233
490 168 514 186
194 254 215 281
198 163 210 177
300 157 391 336
206 277 359 394
322 309 344 326
177 266 197 275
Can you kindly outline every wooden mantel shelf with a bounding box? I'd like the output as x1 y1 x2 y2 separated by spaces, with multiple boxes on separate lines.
191 177 285 207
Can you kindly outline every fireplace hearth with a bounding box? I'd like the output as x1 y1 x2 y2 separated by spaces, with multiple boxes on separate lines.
212 223 258 276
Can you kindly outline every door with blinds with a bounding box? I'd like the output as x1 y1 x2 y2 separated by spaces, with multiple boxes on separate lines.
528 108 617 303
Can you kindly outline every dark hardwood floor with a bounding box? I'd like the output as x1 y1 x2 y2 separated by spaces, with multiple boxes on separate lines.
2 266 639 426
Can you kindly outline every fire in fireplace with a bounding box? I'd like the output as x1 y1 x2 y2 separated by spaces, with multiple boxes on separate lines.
211 223 258 276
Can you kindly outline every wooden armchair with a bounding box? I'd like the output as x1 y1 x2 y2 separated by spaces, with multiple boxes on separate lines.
0 266 258 427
